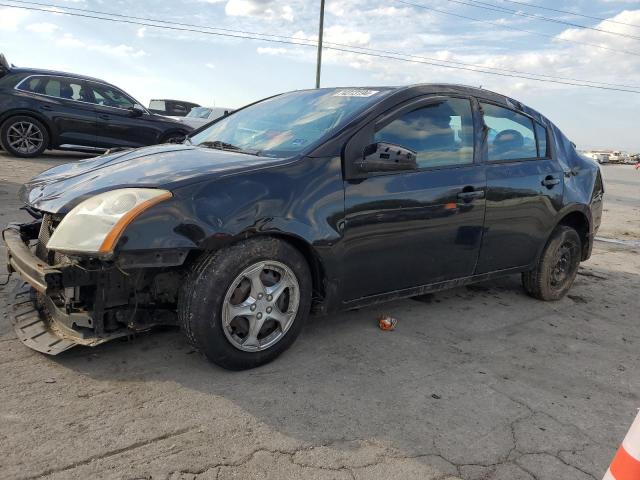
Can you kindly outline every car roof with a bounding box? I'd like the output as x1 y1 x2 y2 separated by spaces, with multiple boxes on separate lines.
294 84 545 121
296 84 522 105
8 67 118 88
150 99 200 104
395 83 548 123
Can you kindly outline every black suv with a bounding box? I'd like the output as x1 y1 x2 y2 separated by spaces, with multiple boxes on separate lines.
4 85 603 370
0 55 192 157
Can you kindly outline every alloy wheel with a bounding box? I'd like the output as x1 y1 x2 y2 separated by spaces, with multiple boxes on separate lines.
7 121 44 155
222 260 300 352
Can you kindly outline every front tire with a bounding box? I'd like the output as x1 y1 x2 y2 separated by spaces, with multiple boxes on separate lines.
522 226 581 301
178 237 312 370
0 116 48 158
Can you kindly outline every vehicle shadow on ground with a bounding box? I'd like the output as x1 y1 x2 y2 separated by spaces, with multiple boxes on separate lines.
44 262 640 475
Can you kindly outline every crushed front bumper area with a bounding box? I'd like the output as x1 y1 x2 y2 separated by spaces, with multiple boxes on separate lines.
3 221 181 355
10 282 125 354
4 225 61 294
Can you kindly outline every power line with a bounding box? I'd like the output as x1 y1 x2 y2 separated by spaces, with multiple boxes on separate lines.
448 0 640 41
2 2 640 94
494 0 640 29
395 0 640 58
9 0 640 90
7 0 319 46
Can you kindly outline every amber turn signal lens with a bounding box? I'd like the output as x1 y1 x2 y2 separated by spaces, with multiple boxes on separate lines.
99 191 172 253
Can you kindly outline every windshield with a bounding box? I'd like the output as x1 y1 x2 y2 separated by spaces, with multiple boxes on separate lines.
189 88 388 157
188 107 213 119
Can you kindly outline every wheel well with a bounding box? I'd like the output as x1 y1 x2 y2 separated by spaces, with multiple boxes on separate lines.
1 112 54 148
557 211 590 260
266 234 326 310
189 233 326 311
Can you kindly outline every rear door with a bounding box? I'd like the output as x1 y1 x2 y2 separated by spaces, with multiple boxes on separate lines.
86 81 159 148
475 101 564 273
341 95 487 301
16 75 97 147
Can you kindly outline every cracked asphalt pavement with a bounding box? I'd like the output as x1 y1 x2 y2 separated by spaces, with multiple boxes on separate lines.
1 152 639 480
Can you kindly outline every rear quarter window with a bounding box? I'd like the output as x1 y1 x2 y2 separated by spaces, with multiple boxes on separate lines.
535 122 549 158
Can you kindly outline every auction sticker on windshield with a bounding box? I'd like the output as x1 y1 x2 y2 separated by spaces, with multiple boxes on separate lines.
334 89 380 97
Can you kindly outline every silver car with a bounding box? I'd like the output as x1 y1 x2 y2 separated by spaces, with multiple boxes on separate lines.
177 106 234 129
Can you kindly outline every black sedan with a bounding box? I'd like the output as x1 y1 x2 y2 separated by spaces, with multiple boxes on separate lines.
3 84 603 370
0 56 192 157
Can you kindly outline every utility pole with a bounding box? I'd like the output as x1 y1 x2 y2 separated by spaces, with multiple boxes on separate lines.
315 0 325 89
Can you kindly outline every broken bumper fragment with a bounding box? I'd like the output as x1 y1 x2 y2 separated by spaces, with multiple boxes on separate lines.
4 222 136 355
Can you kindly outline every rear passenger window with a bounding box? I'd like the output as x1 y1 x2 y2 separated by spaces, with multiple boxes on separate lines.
374 97 475 169
17 76 84 101
481 103 537 161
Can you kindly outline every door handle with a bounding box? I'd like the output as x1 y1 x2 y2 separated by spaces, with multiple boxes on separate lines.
39 105 53 111
457 190 485 201
541 175 560 188
98 114 110 120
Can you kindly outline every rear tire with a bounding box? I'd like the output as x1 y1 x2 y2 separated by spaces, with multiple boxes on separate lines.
522 226 581 301
178 237 312 370
0 116 48 158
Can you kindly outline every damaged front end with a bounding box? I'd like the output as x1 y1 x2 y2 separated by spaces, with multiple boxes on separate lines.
4 215 184 355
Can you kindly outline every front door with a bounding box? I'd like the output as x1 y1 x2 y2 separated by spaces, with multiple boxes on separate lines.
85 81 158 148
475 101 564 273
342 95 486 302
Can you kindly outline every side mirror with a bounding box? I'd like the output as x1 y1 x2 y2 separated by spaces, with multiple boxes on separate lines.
128 105 145 117
357 142 417 173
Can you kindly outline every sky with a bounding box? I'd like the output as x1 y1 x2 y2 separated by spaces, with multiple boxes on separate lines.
1 0 640 151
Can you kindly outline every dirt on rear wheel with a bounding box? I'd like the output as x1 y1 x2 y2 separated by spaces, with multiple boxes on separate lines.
522 225 582 301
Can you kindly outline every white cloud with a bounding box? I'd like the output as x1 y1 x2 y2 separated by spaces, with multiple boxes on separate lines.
257 47 287 55
281 5 294 22
56 33 146 59
205 62 216 69
0 8 28 31
226 0 266 16
93 44 146 59
56 33 84 48
327 2 346 17
26 23 59 34
137 27 146 38
225 0 295 21
325 26 370 46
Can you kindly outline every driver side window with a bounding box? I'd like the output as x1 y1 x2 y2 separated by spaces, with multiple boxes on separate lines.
374 97 474 169
86 82 135 110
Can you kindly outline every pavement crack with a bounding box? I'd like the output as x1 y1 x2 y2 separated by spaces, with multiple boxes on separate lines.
22 427 194 480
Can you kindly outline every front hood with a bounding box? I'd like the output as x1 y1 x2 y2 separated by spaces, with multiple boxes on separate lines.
21 144 286 213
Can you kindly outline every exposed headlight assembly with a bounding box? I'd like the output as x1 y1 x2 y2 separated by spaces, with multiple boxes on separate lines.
47 188 172 256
